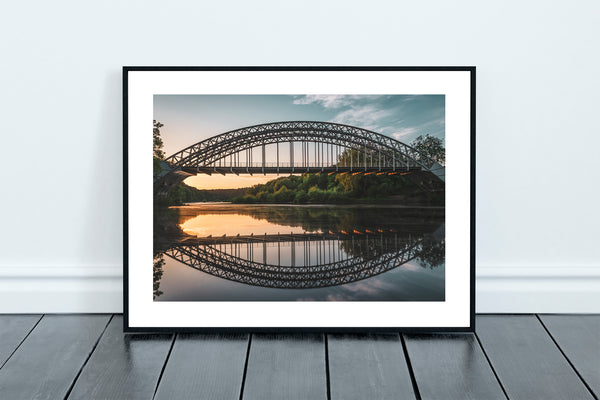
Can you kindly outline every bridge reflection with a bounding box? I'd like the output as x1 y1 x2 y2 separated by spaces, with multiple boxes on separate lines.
159 227 444 290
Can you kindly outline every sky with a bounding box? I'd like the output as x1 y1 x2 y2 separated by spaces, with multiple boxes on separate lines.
154 95 444 189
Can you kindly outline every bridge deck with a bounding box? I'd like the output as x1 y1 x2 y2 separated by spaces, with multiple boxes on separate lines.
182 166 416 176
180 230 414 245
0 314 596 399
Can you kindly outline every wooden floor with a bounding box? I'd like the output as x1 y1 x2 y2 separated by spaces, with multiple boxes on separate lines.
0 315 597 400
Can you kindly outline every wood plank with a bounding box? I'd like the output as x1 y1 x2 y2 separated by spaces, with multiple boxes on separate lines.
328 333 416 400
0 315 41 368
0 314 110 400
154 333 249 400
539 314 600 398
404 333 506 400
67 315 173 400
242 333 327 400
476 315 594 400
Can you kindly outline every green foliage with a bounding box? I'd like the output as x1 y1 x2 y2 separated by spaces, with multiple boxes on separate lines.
153 120 165 160
153 254 164 299
153 120 165 178
410 134 445 165
157 183 247 206
231 172 429 204
417 237 446 269
153 157 164 178
293 190 308 203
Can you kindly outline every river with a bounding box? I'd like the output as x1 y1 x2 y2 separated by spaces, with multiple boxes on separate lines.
153 203 445 302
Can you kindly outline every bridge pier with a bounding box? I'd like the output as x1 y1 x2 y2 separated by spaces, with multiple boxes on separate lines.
290 141 294 172
262 143 265 175
291 238 295 267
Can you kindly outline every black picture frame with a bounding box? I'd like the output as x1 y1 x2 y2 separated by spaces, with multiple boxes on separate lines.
123 66 475 333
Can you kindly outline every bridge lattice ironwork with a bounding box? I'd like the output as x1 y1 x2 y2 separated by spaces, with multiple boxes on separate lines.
157 121 444 182
163 234 424 289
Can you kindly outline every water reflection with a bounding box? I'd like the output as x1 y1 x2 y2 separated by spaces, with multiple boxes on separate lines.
153 253 165 300
154 204 445 301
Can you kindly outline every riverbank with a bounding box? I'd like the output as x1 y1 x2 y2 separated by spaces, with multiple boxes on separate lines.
229 172 444 206
175 202 445 210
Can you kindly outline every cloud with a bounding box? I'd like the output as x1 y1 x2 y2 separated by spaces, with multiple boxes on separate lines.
343 278 395 295
293 95 382 109
325 294 354 301
392 127 418 140
293 95 351 108
391 118 446 142
331 105 393 128
400 261 422 271
294 94 445 145
294 95 399 135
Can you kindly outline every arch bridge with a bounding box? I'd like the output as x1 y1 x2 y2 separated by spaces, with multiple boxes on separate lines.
154 121 445 195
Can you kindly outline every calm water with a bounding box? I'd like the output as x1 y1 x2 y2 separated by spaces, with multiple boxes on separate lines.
154 203 445 301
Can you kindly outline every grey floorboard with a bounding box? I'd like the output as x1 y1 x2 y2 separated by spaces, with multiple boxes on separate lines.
154 333 249 400
242 333 327 400
539 314 600 398
404 333 506 400
0 314 41 368
67 316 173 400
476 315 594 400
0 314 110 400
328 333 415 400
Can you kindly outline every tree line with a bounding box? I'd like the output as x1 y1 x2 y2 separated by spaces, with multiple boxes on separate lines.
231 172 443 205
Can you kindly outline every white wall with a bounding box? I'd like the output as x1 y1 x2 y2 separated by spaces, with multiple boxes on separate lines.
1 0 598 313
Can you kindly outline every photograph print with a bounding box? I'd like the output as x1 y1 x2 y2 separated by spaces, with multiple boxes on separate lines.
152 95 446 302
125 68 474 330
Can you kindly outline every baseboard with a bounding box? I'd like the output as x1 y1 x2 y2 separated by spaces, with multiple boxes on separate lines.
476 266 600 313
1 266 598 313
0 266 123 313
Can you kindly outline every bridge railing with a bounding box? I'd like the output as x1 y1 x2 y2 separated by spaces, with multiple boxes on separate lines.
200 162 336 168
195 162 413 168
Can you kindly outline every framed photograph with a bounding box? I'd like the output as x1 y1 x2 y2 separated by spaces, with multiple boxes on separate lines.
123 67 475 332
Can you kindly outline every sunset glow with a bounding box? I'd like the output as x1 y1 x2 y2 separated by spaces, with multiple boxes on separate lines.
179 213 306 237
184 173 287 190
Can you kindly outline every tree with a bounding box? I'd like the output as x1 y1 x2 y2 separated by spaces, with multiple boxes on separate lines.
153 253 165 299
153 120 165 160
153 120 165 178
410 134 445 165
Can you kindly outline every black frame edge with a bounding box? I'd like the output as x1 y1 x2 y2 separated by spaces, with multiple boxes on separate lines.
470 67 476 332
123 67 130 332
123 326 475 334
122 66 476 333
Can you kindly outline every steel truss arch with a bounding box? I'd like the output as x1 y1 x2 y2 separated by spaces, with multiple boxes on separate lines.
161 121 444 179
